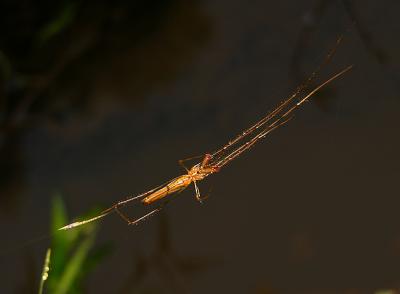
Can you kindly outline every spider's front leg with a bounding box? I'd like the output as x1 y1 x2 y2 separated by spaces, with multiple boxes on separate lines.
178 155 205 172
201 153 213 167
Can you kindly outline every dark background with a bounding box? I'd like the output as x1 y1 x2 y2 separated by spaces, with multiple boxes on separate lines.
1 0 399 293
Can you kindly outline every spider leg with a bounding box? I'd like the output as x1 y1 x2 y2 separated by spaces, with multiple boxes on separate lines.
178 155 201 172
193 180 209 203
114 205 164 226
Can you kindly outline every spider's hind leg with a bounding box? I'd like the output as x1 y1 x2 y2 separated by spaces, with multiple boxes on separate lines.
114 205 163 226
193 180 209 204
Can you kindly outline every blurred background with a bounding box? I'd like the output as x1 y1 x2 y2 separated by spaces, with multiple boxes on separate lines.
0 0 399 293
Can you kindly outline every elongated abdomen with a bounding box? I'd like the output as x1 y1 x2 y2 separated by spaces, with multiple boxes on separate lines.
142 175 192 205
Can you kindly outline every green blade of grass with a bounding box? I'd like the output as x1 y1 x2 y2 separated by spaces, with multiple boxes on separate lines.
37 2 77 46
38 248 51 294
51 194 79 279
54 232 96 294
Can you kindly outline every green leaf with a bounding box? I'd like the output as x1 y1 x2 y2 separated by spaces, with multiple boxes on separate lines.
37 2 77 45
54 232 96 294
46 195 111 293
50 194 78 279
